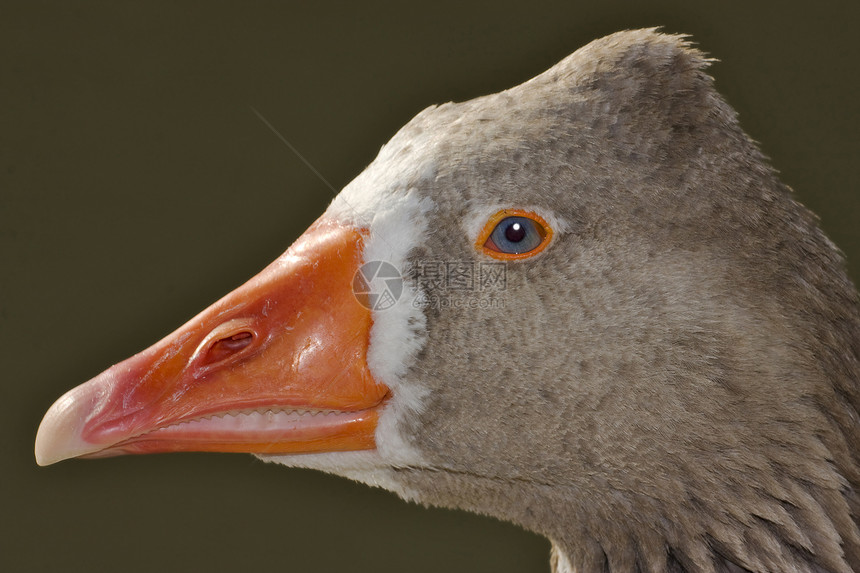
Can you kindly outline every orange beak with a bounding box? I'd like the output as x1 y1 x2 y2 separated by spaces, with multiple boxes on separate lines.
35 218 388 466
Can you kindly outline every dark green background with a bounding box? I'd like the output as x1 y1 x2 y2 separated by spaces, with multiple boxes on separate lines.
3 2 858 571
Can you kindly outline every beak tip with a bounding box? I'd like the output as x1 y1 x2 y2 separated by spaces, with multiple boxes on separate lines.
35 382 108 466
35 413 71 466
34 445 57 467
35 401 78 466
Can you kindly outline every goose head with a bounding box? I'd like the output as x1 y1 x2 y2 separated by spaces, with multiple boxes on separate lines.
35 29 860 572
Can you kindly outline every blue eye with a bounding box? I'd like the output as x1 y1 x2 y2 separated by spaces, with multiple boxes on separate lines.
477 210 554 260
485 216 547 255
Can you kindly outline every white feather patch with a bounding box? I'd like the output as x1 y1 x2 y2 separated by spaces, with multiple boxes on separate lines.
262 450 421 499
357 190 433 468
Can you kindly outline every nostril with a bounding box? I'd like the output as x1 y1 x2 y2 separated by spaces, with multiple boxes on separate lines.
191 318 259 371
206 331 254 365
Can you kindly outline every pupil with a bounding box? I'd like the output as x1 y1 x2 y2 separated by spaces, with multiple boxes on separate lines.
505 222 527 243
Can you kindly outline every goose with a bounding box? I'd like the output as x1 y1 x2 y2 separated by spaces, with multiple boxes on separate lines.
35 29 860 573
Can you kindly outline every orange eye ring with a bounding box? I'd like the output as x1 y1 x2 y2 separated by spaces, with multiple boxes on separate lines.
476 209 554 260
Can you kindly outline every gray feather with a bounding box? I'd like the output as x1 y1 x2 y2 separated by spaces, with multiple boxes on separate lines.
360 29 860 572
